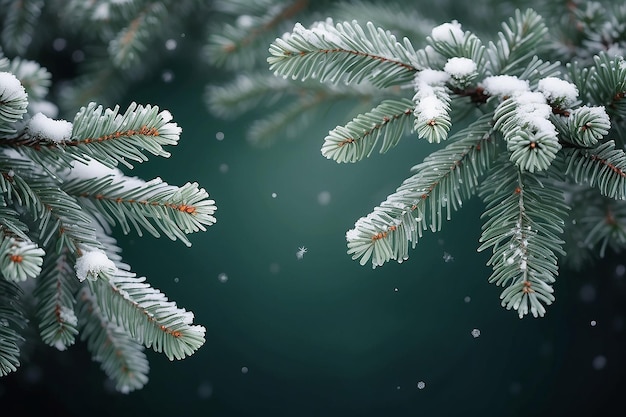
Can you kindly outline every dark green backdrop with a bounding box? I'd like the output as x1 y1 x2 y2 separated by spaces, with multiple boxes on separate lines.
3 29 626 417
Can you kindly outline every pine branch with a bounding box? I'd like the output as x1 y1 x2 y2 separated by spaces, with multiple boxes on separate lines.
207 0 310 70
478 158 568 318
0 278 27 376
0 0 43 56
486 9 548 76
33 249 79 351
63 170 216 247
321 98 414 163
0 153 99 253
6 57 51 103
68 102 181 169
77 285 149 393
88 268 206 361
346 115 495 267
565 140 626 199
268 20 421 88
108 2 168 70
580 193 626 257
0 229 44 281
587 53 626 119
0 71 28 137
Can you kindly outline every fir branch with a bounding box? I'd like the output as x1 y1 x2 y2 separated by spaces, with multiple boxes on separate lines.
587 53 626 118
0 278 27 376
0 0 43 56
486 9 548 76
89 268 206 361
478 158 568 318
565 140 626 199
0 229 44 281
6 57 51 103
77 285 149 394
108 2 168 70
33 249 79 351
69 102 181 169
206 73 295 119
268 20 421 88
321 98 414 163
580 194 626 257
62 165 216 247
346 115 495 267
0 154 100 252
207 0 310 70
0 71 28 137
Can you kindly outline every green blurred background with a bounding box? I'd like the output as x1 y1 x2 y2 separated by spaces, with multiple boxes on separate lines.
3 12 626 417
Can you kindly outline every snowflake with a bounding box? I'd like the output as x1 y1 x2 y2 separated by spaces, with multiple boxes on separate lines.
296 246 307 260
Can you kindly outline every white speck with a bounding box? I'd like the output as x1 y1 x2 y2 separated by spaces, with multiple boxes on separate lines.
317 190 331 205
464 296 471 303
442 252 454 262
219 163 229 173
394 287 398 292
161 70 174 83
173 277 179 283
590 320 597 327
241 366 249 374
417 381 426 390
396 385 401 390
165 39 177 50
296 246 307 260
236 15 254 28
216 131 225 140
616 264 625 277
471 328 481 338
218 273 228 283
271 192 278 198
71 50 85 63
52 38 67 51
592 355 607 370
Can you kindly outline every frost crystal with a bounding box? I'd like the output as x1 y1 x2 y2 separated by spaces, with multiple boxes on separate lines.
27 113 73 142
75 250 116 282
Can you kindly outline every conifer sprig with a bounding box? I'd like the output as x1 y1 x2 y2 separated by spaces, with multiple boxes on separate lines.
268 7 626 317
0 58 215 389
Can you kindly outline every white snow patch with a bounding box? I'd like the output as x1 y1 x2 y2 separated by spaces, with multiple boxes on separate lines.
75 250 116 282
444 57 477 78
0 71 27 101
430 21 464 44
482 75 530 97
537 77 578 107
27 113 73 142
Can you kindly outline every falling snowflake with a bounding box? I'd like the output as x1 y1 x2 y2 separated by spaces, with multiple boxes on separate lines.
417 381 426 389
471 328 481 338
296 246 307 260
442 251 454 262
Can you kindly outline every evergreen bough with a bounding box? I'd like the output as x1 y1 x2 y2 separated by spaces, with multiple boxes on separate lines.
0 51 216 392
264 7 626 318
